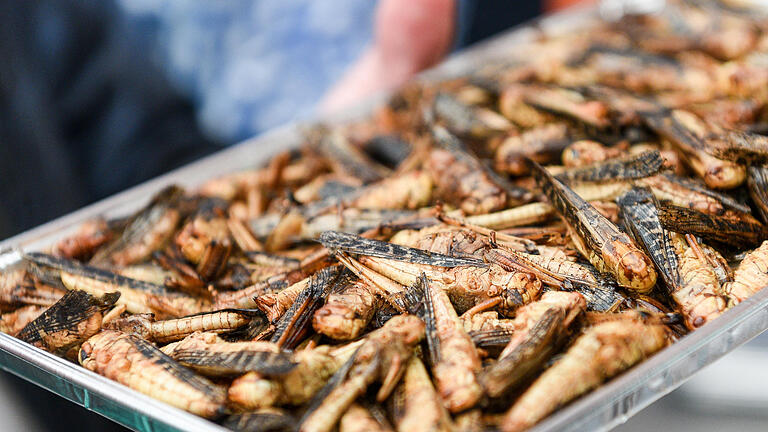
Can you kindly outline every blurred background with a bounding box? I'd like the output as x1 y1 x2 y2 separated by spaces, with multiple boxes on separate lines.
1 0 767 431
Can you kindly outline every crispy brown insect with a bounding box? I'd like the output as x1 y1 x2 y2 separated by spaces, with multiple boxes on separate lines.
481 291 585 398
311 127 390 184
79 330 226 418
561 140 624 168
641 110 745 189
657 203 768 248
501 319 669 432
25 252 210 318
105 308 266 343
175 215 233 282
312 279 380 340
298 315 424 432
355 252 541 317
463 181 631 230
702 130 768 165
17 290 119 356
618 187 728 329
526 85 611 127
670 233 729 328
554 150 663 184
228 342 361 409
434 92 513 139
530 160 657 292
269 266 343 349
91 185 184 266
388 356 455 432
427 126 531 214
319 231 485 267
0 305 46 336
161 332 295 377
495 123 571 176
725 240 768 305
417 273 483 412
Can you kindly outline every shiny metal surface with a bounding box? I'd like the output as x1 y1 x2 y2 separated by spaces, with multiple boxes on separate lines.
0 4 767 431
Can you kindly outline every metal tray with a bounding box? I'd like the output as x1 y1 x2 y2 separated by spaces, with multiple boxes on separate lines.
2 4 768 432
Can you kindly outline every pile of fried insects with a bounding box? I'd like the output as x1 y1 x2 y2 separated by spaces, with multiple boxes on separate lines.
3 2 768 431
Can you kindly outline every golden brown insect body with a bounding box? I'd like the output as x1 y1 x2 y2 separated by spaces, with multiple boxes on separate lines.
669 233 729 328
359 255 541 316
228 344 353 409
725 240 768 305
389 356 454 432
481 291 585 398
299 315 424 432
531 162 657 292
501 319 668 432
0 305 46 336
339 403 393 432
17 290 120 356
79 330 226 418
420 274 483 413
312 279 380 340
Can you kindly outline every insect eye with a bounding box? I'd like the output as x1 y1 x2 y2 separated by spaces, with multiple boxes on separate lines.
503 290 524 309
78 348 89 363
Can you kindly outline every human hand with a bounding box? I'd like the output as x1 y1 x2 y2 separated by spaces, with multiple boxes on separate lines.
320 0 455 114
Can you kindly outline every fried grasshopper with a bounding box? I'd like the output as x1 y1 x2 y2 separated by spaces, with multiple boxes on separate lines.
481 291 586 398
636 172 750 215
269 266 344 348
321 231 541 316
619 187 728 328
530 160 657 293
416 273 483 413
427 126 531 215
25 252 209 318
641 110 746 189
669 233 730 328
311 127 390 184
495 123 571 175
725 240 768 305
701 130 768 165
501 318 669 432
656 203 768 248
17 290 119 355
551 150 664 185
161 332 295 377
312 278 381 340
298 315 425 432
175 213 233 282
434 92 512 139
104 308 266 343
228 341 362 409
91 185 184 266
79 330 227 418
395 218 620 312
388 356 455 432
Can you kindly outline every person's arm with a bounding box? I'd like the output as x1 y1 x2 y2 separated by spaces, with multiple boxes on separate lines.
320 0 455 113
